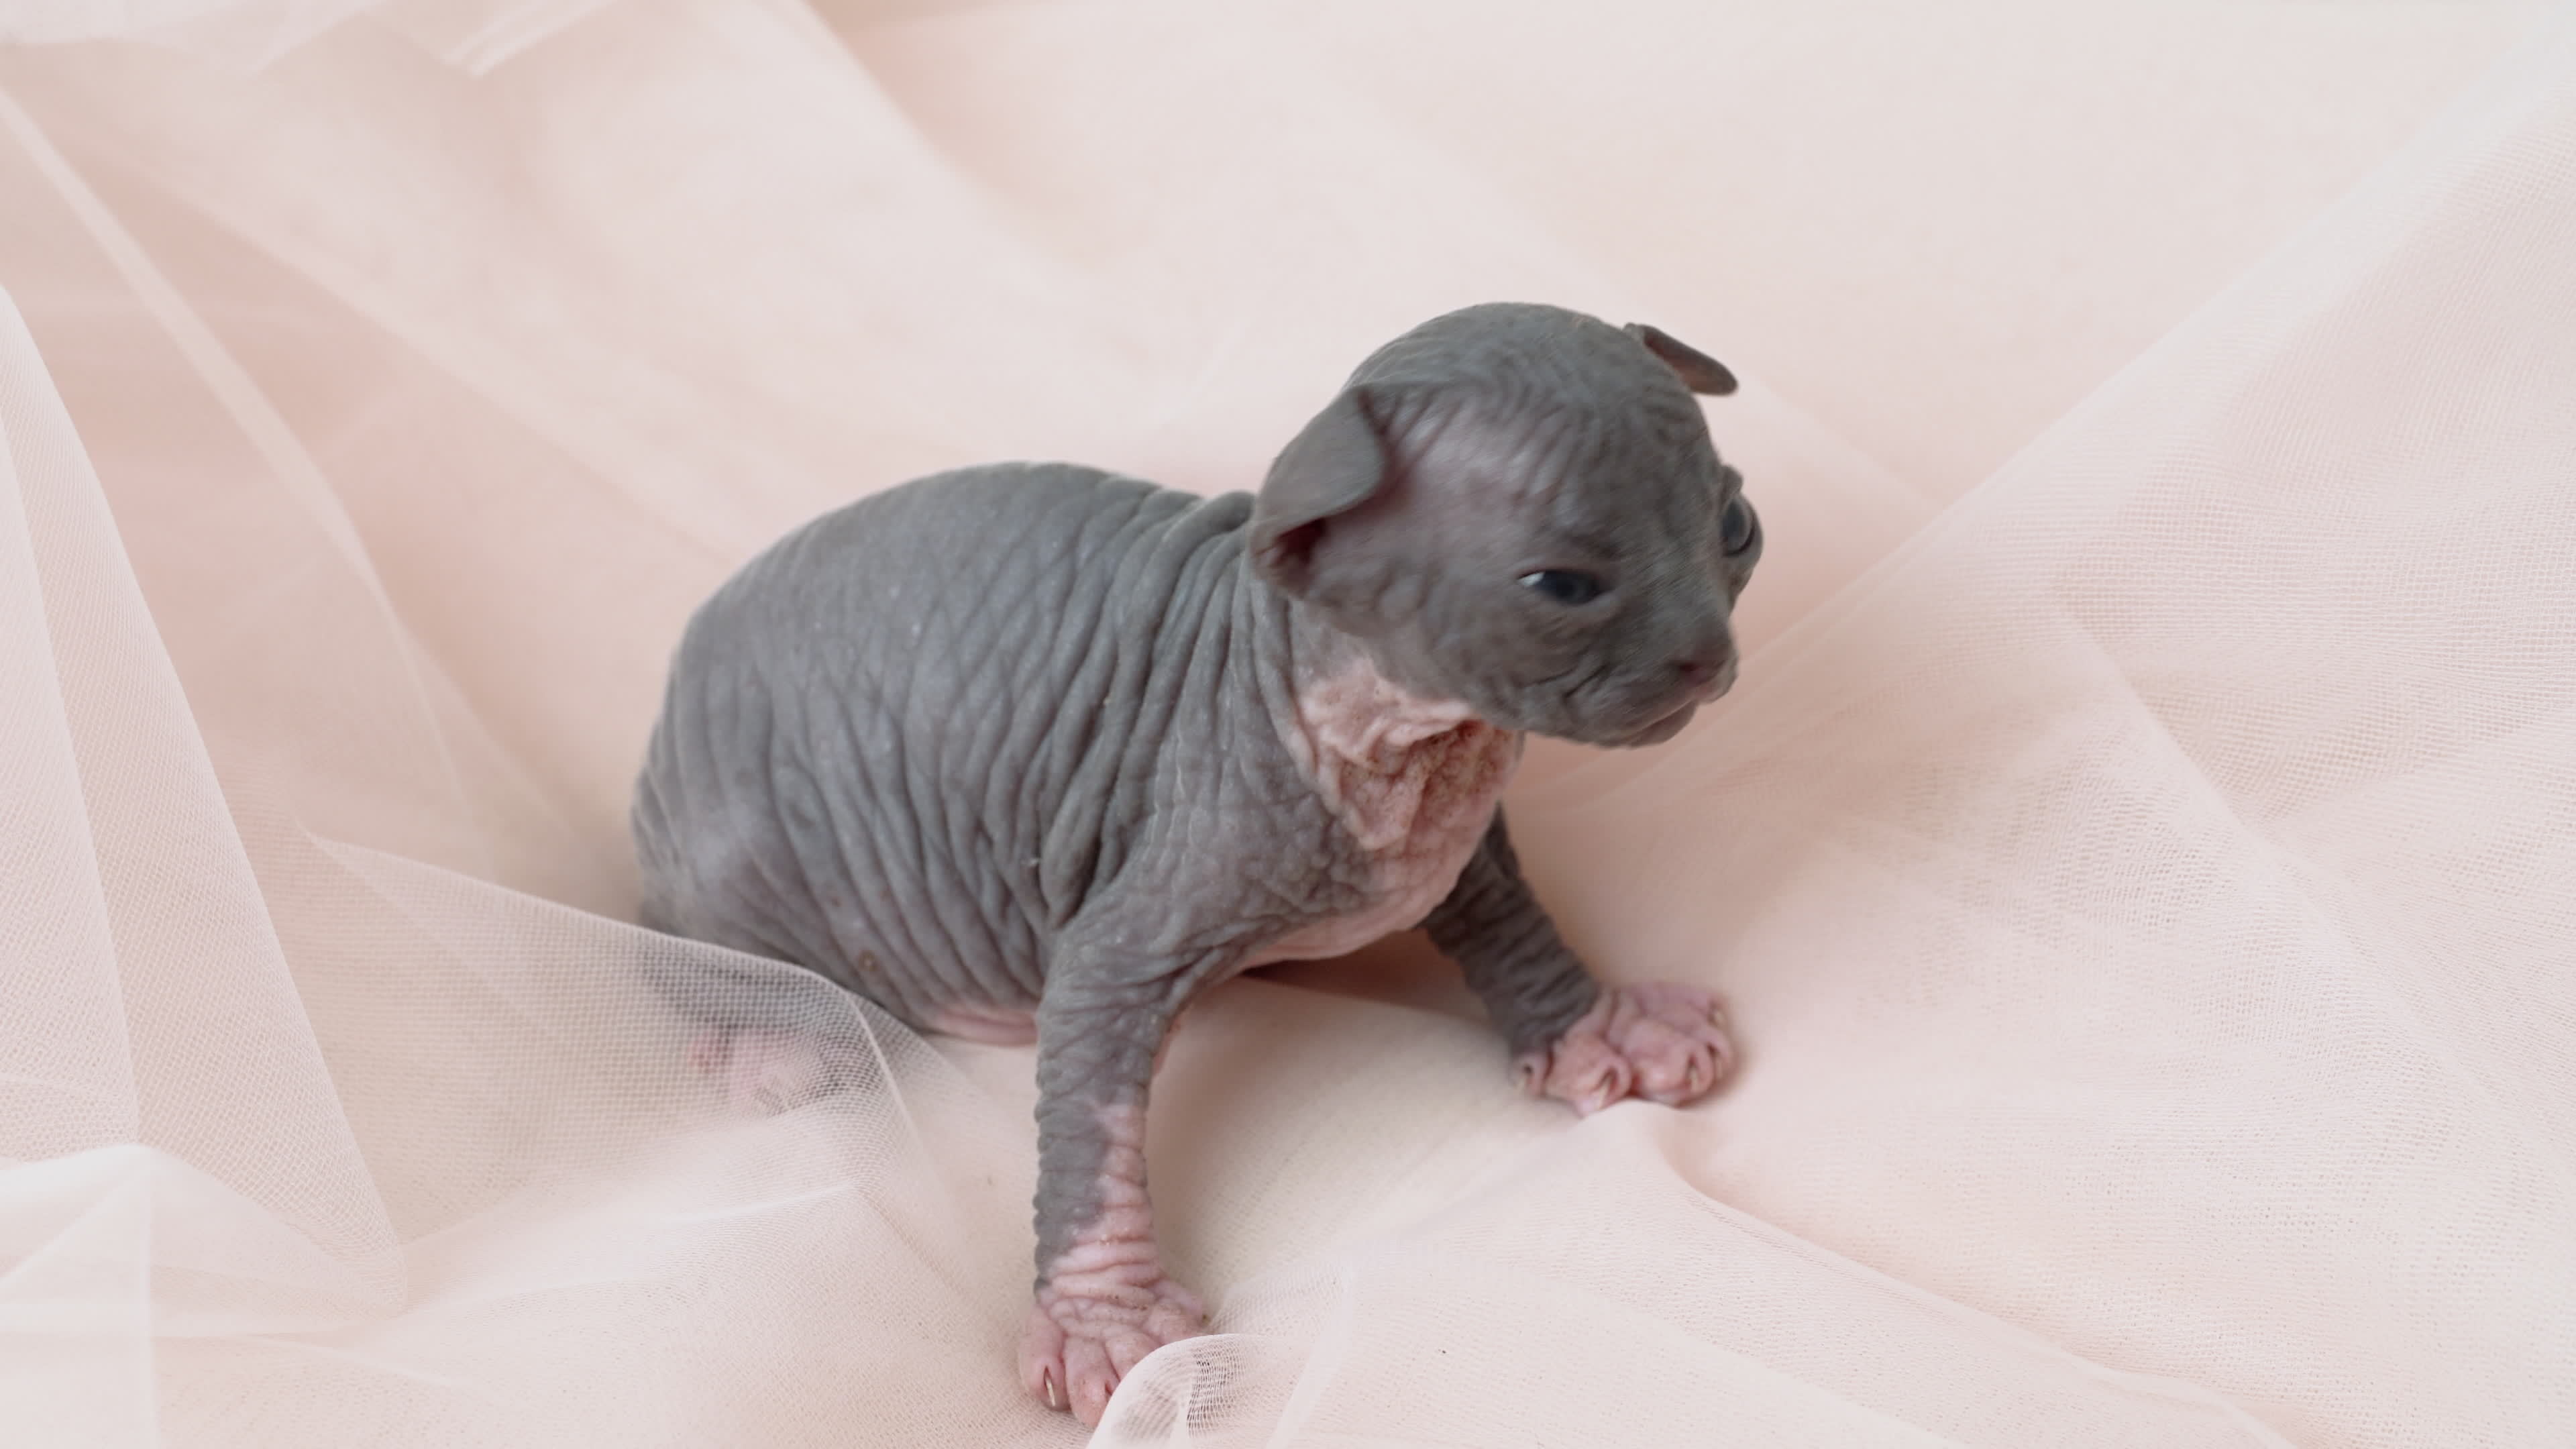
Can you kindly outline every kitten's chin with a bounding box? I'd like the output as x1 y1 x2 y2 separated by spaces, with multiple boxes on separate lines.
1626 704 1700 748
1601 665 1742 747
1580 700 1700 750
1488 681 1722 749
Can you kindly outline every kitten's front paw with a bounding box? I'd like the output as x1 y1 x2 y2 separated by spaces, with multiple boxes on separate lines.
1019 1273 1205 1426
1515 982 1735 1114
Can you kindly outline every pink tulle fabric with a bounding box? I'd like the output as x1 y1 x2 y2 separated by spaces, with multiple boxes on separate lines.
1 1 2570 1443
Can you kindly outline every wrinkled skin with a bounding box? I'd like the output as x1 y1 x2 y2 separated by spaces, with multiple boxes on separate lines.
633 303 1760 1426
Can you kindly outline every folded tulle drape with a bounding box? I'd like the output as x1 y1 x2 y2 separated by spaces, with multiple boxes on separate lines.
1 1 2570 1444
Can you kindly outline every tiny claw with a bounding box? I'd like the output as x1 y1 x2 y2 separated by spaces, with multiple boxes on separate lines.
1042 1368 1062 1413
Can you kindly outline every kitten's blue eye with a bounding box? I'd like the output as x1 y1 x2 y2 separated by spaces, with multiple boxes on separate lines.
1719 496 1758 555
1518 569 1605 605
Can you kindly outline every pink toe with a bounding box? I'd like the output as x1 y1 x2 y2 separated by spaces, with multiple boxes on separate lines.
1512 1054 1546 1094
1145 1298 1201 1342
1065 1337 1116 1426
1018 1311 1066 1403
1574 1055 1632 1114
1108 1328 1159 1378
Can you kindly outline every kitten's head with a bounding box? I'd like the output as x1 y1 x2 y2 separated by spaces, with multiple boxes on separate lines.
1251 302 1759 747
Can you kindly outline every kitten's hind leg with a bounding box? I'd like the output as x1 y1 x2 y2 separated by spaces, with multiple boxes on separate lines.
687 1025 835 1115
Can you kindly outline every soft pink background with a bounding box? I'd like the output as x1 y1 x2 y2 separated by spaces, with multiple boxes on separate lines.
1 2 2570 1443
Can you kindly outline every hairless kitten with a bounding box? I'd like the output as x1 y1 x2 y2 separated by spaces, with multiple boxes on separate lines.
633 301 1759 1426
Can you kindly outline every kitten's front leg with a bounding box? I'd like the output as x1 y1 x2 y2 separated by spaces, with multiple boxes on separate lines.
1020 967 1205 1426
1426 810 1736 1113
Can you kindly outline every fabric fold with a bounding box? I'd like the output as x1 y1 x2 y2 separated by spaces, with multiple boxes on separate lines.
0 1 2569 1443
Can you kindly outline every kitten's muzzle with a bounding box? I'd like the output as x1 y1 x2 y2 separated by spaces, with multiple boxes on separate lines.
1672 651 1738 702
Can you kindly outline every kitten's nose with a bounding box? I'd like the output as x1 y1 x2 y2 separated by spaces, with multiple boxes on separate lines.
1672 651 1736 697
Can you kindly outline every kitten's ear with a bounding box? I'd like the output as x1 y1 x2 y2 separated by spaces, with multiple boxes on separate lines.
1625 323 1738 396
1250 384 1403 598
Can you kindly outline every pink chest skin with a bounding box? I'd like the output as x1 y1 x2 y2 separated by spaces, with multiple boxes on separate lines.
1250 662 1525 968
925 665 1519 1045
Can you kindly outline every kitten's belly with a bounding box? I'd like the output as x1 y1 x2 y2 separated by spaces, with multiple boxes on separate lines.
1249 722 1522 968
908 721 1513 1046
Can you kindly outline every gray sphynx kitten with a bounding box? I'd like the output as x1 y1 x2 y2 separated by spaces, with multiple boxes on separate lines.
633 302 1760 1426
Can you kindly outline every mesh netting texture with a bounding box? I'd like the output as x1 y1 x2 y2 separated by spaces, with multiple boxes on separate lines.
0 1 2571 1444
